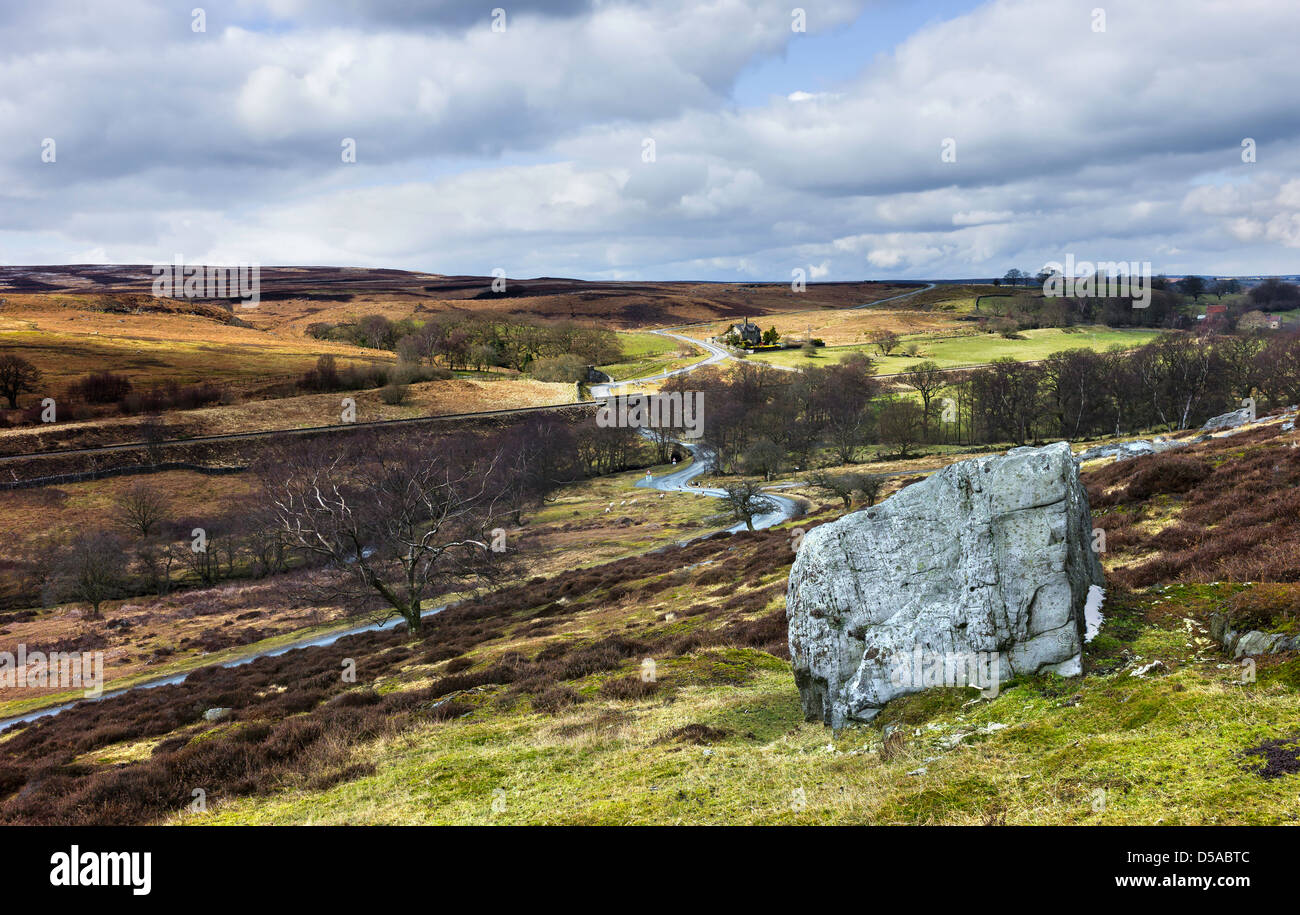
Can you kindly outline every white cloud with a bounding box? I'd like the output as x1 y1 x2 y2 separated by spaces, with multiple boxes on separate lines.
2 0 1300 277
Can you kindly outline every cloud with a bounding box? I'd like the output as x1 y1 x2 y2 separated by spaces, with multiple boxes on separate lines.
3 0 1300 278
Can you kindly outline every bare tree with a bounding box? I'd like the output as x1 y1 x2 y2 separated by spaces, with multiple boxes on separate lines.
720 479 777 532
741 437 784 481
867 330 901 356
0 354 41 409
140 414 168 463
806 471 859 509
856 472 885 506
113 481 171 537
877 398 926 458
178 529 230 586
258 431 515 634
807 471 886 509
135 538 177 596
809 353 878 464
54 530 127 619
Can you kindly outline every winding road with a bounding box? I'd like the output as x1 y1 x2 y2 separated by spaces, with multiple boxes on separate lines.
590 330 731 397
634 441 801 535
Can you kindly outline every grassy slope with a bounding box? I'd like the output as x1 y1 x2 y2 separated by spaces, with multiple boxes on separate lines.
598 332 700 381
0 295 390 392
0 376 577 455
179 432 1300 826
188 580 1300 826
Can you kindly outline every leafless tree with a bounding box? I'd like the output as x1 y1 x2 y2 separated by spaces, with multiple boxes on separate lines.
897 361 947 442
807 470 886 510
54 530 127 619
135 539 177 596
877 398 926 458
741 437 784 481
140 414 168 463
258 431 516 634
809 353 877 463
856 472 885 506
867 330 901 356
178 529 231 586
807 471 858 509
113 481 171 537
720 479 777 532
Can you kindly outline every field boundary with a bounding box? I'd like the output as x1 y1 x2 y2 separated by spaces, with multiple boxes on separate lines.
0 400 598 464
0 461 249 491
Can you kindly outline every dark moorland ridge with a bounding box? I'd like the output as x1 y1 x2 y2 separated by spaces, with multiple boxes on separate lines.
0 265 923 328
0 264 915 298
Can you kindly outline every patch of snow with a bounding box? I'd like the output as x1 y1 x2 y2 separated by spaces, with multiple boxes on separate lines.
1084 585 1106 642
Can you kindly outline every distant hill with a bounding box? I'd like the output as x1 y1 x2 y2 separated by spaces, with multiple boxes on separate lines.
0 265 921 330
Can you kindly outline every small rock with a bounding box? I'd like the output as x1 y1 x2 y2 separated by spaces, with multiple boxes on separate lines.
1129 660 1167 678
203 707 232 722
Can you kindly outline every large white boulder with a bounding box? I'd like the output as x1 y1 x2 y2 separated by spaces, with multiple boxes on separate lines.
787 442 1105 727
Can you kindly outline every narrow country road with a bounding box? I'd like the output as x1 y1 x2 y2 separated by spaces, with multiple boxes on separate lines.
849 281 937 309
590 329 730 397
634 440 800 535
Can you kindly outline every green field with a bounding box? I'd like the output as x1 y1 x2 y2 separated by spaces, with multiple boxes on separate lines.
748 326 1163 373
600 332 701 381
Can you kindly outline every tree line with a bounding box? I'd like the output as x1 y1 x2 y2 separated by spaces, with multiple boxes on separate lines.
654 331 1300 476
306 313 623 378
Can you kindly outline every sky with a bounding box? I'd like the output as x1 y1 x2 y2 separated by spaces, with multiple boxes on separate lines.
2 0 1299 281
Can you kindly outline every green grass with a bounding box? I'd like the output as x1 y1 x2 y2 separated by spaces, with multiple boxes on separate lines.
175 578 1300 825
748 326 1162 372
599 332 701 381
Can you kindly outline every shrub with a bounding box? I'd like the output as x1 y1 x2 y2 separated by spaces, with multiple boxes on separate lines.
67 371 132 404
661 723 729 745
1124 455 1213 501
532 685 582 714
1222 584 1300 633
599 676 659 700
379 382 409 405
529 354 588 383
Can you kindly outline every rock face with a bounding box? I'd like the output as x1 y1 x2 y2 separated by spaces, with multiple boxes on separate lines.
787 442 1105 727
1201 407 1254 432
